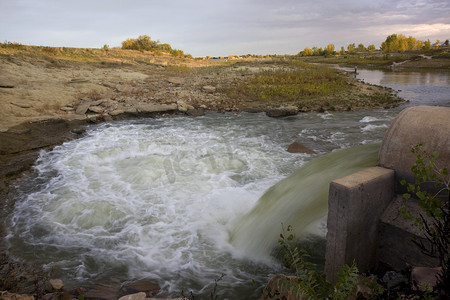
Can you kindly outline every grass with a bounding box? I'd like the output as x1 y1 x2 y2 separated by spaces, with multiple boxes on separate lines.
220 61 347 104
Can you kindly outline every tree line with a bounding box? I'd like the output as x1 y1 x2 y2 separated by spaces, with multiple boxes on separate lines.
298 34 449 57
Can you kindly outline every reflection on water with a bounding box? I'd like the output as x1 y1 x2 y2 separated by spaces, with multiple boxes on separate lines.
341 67 450 107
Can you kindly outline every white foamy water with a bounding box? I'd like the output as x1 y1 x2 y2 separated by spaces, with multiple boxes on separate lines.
6 110 397 298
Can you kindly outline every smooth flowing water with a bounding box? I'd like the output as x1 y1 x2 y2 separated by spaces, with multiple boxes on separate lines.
5 68 450 299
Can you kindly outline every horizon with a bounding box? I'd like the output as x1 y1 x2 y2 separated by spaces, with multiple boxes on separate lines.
1 0 449 57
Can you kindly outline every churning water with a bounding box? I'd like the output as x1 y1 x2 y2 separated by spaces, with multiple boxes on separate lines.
4 112 390 299
5 68 450 299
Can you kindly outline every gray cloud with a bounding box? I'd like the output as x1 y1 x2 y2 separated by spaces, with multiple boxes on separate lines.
1 0 449 57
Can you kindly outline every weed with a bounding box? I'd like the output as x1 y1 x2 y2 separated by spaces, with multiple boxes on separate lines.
400 143 450 298
263 224 382 299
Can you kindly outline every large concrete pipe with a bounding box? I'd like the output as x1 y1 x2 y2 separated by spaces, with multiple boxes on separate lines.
379 105 450 192
325 105 449 283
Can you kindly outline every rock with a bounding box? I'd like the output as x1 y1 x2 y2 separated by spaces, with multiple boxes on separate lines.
118 292 147 300
60 106 74 111
84 283 120 300
243 107 263 113
121 278 160 296
103 114 113 122
265 106 299 117
287 142 315 154
259 274 299 300
411 266 441 291
186 108 205 117
147 298 184 300
10 101 32 108
109 109 125 116
125 107 138 114
88 106 104 113
68 78 88 83
90 99 105 106
176 100 194 112
72 128 86 135
0 291 35 300
167 78 183 86
49 278 64 290
75 102 92 114
202 85 216 93
85 114 102 123
136 103 178 114
0 83 14 88
382 270 408 291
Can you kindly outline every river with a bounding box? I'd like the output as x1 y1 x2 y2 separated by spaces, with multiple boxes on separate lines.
4 68 450 299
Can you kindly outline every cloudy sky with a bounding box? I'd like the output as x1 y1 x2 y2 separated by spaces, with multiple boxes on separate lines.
1 0 449 57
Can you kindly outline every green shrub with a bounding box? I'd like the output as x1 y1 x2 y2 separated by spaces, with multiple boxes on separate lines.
400 143 450 297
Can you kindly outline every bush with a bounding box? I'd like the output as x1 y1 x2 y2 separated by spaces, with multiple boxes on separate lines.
121 35 189 58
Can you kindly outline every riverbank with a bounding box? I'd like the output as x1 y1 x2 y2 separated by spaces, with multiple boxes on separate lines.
299 49 450 69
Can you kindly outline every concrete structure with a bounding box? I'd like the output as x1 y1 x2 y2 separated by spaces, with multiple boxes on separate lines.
325 106 450 283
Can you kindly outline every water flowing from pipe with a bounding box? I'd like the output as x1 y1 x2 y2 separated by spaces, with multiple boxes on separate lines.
229 143 379 260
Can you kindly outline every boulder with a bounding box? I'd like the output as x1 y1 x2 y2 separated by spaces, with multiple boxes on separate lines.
109 109 125 116
287 142 315 154
0 291 34 300
75 102 92 115
382 271 408 291
60 106 74 111
10 101 32 108
265 106 299 117
176 100 194 112
118 292 147 300
167 78 183 87
0 83 14 88
49 278 64 290
202 85 216 93
411 266 441 291
88 106 104 113
186 108 205 117
83 283 120 300
121 278 160 297
136 103 178 114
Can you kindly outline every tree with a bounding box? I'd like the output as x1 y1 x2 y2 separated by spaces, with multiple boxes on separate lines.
339 46 346 55
381 34 398 52
433 40 441 49
347 43 356 54
302 47 313 56
367 44 376 52
423 39 431 51
312 46 323 56
324 44 335 56
357 43 366 52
